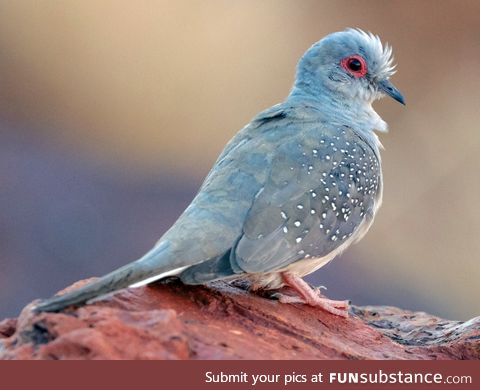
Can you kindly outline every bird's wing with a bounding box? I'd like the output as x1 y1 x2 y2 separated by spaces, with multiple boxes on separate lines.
232 124 382 273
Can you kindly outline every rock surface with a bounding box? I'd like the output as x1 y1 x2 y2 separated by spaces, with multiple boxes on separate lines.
1 278 479 360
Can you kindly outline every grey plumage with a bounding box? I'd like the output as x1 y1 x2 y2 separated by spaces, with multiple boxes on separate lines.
34 28 404 313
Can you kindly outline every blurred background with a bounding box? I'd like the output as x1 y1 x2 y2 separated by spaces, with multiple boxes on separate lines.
0 0 479 321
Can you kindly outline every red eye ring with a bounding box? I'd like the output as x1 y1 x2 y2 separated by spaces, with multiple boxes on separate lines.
341 55 367 78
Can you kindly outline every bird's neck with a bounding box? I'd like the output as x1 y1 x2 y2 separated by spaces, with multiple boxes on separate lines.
287 86 386 151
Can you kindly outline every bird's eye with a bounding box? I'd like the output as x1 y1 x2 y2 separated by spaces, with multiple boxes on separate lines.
348 58 362 71
341 55 367 77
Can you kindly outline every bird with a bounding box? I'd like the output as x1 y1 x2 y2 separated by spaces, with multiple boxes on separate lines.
34 28 404 317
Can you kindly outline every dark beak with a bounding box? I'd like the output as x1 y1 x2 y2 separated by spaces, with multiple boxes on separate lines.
378 79 405 105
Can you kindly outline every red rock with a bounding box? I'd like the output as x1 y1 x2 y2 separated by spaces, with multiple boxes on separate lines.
1 278 478 359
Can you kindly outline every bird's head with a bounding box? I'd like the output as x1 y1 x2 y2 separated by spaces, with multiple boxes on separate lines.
292 28 404 106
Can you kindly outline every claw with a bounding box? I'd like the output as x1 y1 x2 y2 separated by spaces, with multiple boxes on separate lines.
279 272 350 318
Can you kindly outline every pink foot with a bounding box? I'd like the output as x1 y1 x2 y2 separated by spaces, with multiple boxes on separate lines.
279 272 350 318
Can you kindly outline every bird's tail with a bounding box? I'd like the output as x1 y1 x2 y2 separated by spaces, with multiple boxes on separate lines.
33 241 185 312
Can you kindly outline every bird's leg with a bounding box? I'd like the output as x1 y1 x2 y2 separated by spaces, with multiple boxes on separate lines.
278 272 349 318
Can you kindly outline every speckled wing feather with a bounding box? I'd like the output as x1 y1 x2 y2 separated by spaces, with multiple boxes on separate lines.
232 120 382 274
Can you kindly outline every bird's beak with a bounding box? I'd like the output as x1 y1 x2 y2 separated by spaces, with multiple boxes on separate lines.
378 79 405 105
